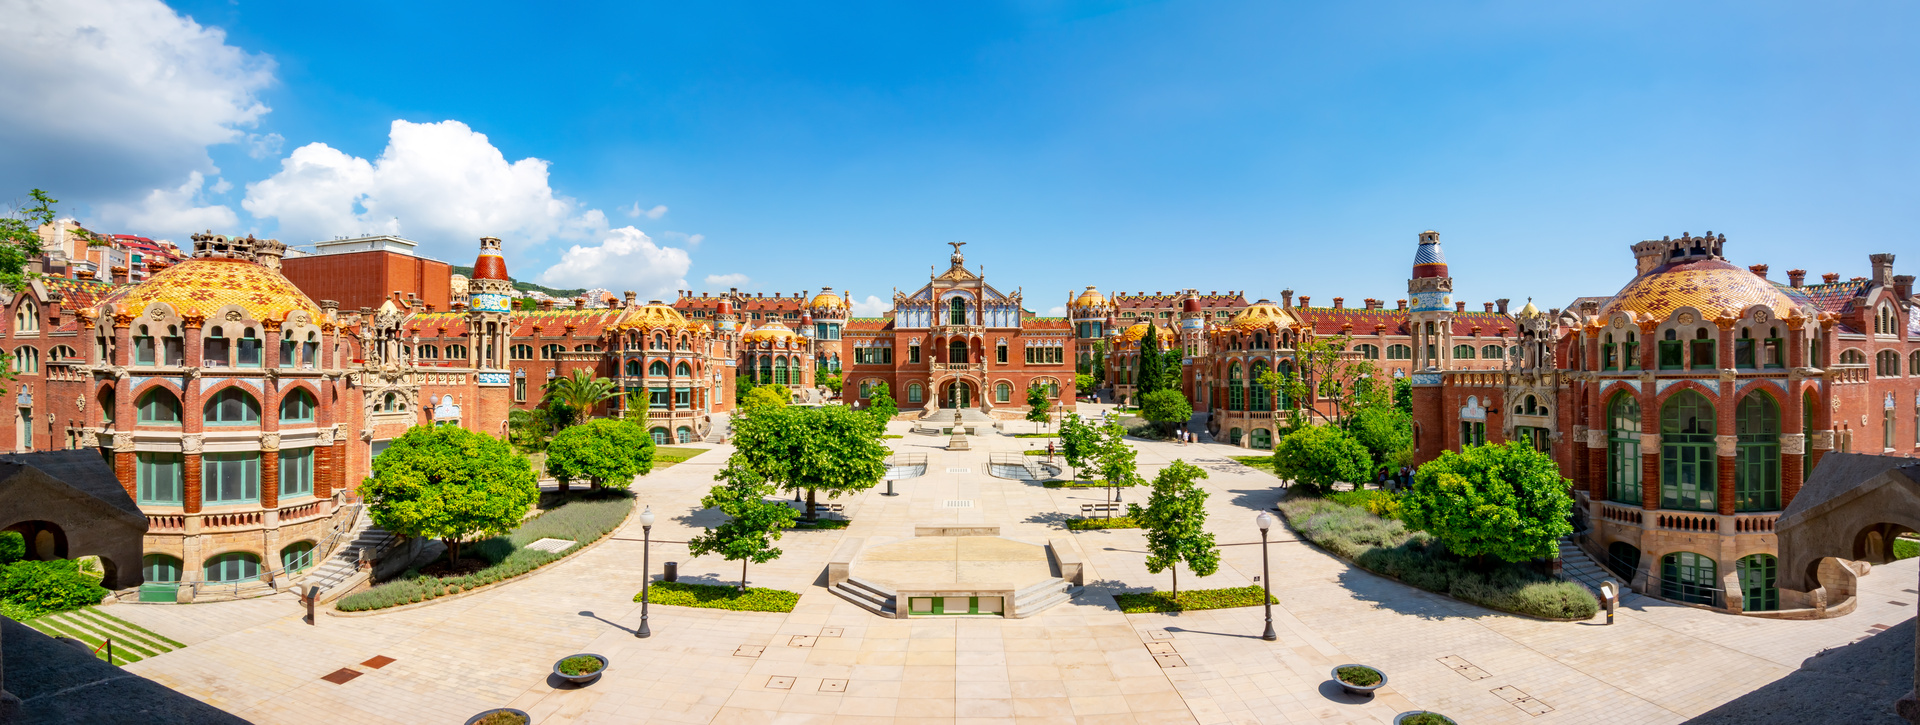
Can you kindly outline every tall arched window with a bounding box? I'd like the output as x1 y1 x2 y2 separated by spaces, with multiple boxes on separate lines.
773 357 789 385
1607 393 1641 504
1737 553 1778 611
1660 389 1716 511
676 362 692 377
757 357 772 383
996 382 1012 403
10 347 37 374
205 388 261 424
137 388 182 424
13 300 36 332
1734 393 1780 511
949 297 967 325
204 326 229 367
625 359 642 376
236 327 261 367
1660 551 1718 606
907 382 923 403
649 360 670 377
1453 344 1475 359
142 554 182 583
1249 361 1270 412
279 388 316 422
1227 363 1244 411
281 541 316 573
1877 350 1902 377
542 344 565 360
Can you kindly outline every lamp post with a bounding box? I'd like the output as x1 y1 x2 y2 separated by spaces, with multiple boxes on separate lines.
636 506 654 638
1256 512 1276 641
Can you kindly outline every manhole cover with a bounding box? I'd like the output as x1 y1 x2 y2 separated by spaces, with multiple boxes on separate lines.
943 500 974 508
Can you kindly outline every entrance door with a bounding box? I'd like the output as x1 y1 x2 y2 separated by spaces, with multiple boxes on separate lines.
947 382 972 408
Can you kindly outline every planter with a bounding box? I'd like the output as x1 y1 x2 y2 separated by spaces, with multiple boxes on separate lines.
1331 664 1386 696
1394 712 1457 725
464 708 530 725
553 653 607 685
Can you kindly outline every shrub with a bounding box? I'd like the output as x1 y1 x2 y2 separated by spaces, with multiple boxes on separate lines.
1401 714 1455 725
0 531 22 565
1328 490 1401 520
1066 517 1139 530
1336 666 1381 686
640 581 799 612
1271 425 1372 493
0 559 109 618
1113 585 1274 613
1044 480 1137 488
787 518 850 530
557 655 602 675
1399 442 1574 564
1895 537 1918 561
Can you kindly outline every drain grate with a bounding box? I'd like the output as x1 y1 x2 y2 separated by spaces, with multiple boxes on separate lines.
946 467 971 473
943 500 974 508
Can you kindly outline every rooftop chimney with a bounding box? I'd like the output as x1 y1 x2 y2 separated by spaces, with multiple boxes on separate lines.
1455 301 1466 312
1823 273 1841 284
1397 299 1407 311
1870 253 1896 287
574 298 587 310
1893 274 1914 302
1496 298 1510 314
1788 269 1807 287
110 266 128 284
76 268 95 280
624 290 638 306
540 299 555 311
1298 296 1310 307
1281 290 1294 308
1332 297 1344 309
1483 302 1494 313
1748 264 1769 279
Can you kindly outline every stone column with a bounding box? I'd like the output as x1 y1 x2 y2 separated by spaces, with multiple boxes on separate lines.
262 319 281 370
1586 428 1608 499
182 434 203 515
1640 431 1661 511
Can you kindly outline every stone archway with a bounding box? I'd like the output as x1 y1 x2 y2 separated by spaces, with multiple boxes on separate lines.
943 380 975 409
3 520 68 560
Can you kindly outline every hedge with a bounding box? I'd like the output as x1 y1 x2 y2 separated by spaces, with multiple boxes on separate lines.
639 581 799 612
0 559 109 620
1066 517 1139 531
1044 480 1138 488
1113 585 1274 613
1280 498 1598 620
337 493 634 612
787 518 850 530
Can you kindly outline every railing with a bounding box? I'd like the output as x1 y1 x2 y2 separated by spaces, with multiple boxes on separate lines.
1604 550 1640 581
1733 513 1778 533
1660 578 1725 608
929 363 987 373
147 514 185 531
883 453 928 481
201 511 264 530
278 500 327 523
1656 511 1718 532
1600 504 1643 525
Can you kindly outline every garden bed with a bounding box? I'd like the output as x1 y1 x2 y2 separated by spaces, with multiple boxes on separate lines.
1043 480 1138 488
1066 516 1139 531
1113 585 1274 613
336 492 635 613
653 446 710 467
1278 498 1597 621
638 581 799 612
786 518 850 530
1229 455 1277 474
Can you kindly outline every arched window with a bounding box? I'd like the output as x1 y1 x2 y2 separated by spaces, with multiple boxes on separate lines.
1386 344 1411 360
1606 393 1641 504
542 344 565 359
996 382 1012 403
949 297 967 325
625 359 642 376
649 360 670 377
1660 552 1718 606
676 362 692 377
649 427 669 445
773 357 789 386
377 391 408 413
1227 363 1244 411
280 388 316 422
143 554 183 583
1735 393 1780 511
651 333 666 351
1877 304 1898 335
10 347 37 374
137 388 182 424
1355 344 1380 359
676 426 692 443
1660 389 1716 511
445 343 467 361
1229 427 1242 445
47 345 76 362
1251 428 1273 450
1248 361 1270 412
1481 344 1503 359
417 344 438 359
908 382 923 403
302 331 320 368
203 552 261 583
281 541 316 573
13 300 36 332
1911 350 1920 376
859 380 871 399
1839 348 1866 365
204 388 261 424
575 344 601 353
1737 554 1778 611
510 344 535 360
1452 344 1475 359
1877 350 1902 377
204 326 229 367
135 324 156 366
236 327 261 367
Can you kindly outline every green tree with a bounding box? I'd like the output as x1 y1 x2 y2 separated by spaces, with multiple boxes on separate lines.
1094 422 1139 514
1393 377 1413 415
729 405 889 520
1058 412 1098 482
735 373 757 404
542 369 620 425
1344 404 1412 469
1140 389 1193 438
1135 324 1165 397
546 418 655 491
687 471 800 591
1270 424 1371 494
821 372 843 394
866 381 898 422
2 189 66 393
507 407 560 454
0 531 23 565
1398 441 1575 565
1025 385 1052 432
361 426 539 564
1074 372 1095 396
1128 460 1219 597
739 384 792 416
0 559 109 619
1078 340 1108 390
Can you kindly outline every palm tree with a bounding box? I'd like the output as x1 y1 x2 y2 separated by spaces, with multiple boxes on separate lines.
542 370 621 426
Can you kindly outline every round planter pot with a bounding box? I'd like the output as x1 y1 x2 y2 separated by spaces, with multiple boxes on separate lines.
553 653 608 685
464 707 530 725
1331 664 1387 696
1394 712 1456 725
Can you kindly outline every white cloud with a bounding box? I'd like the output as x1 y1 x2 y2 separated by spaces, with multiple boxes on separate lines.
662 231 704 247
851 295 891 317
1046 306 1067 317
243 120 588 258
704 273 750 288
538 227 691 301
0 0 274 201
622 202 668 220
243 132 284 160
96 171 239 239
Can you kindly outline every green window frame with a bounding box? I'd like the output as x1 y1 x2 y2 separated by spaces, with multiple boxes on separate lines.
1661 551 1719 606
142 554 182 583
202 452 260 505
1658 331 1683 370
1733 333 1755 369
1689 332 1716 370
1248 362 1270 412
203 552 261 583
281 541 316 573
279 388 316 422
137 388 182 424
1606 394 1642 504
1461 420 1486 447
137 452 184 504
279 448 314 499
649 427 669 445
1737 554 1778 612
1734 394 1780 511
204 388 261 425
1601 335 1617 370
649 388 669 409
906 595 1004 616
1660 389 1717 512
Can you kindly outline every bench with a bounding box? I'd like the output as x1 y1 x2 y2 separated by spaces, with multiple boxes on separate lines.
1079 503 1123 515
789 501 847 518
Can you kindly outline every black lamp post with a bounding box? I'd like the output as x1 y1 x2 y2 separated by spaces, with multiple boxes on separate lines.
1257 512 1277 641
636 506 655 638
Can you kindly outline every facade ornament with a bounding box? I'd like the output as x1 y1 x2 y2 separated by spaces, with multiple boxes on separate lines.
224 310 243 322
113 313 137 328
316 427 334 446
181 313 205 329
1754 309 1770 324
112 432 134 452
1809 430 1834 450
1715 435 1738 457
1639 432 1661 449
1780 433 1806 455
181 434 203 454
74 394 85 412
259 432 280 451
1676 312 1695 326
1586 429 1606 448
79 429 99 448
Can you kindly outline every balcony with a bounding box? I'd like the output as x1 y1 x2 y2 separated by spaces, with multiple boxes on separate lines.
1599 504 1643 526
1655 511 1718 533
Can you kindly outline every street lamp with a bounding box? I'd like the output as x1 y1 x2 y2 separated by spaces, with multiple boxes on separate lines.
636 506 655 638
1256 512 1276 641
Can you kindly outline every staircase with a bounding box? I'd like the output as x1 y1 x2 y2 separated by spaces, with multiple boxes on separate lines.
831 576 896 617
300 510 395 600
1012 577 1076 618
703 412 731 443
1557 535 1618 597
19 607 186 665
922 407 996 425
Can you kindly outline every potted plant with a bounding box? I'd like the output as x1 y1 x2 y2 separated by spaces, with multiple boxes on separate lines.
1331 664 1386 696
1394 713 1456 725
553 653 607 685
464 708 529 725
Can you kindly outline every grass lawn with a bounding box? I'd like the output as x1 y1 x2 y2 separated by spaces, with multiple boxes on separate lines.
1066 516 1138 530
1113 585 1274 613
653 446 709 467
1230 455 1276 474
1043 480 1137 488
786 518 850 530
1010 433 1059 438
639 581 800 612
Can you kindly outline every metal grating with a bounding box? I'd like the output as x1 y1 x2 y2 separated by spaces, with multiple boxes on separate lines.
946 467 970 473
943 500 974 508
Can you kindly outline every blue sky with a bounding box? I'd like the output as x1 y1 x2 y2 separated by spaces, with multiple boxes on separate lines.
3 1 1915 315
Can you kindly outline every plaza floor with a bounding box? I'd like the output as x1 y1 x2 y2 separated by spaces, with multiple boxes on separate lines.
110 412 1918 725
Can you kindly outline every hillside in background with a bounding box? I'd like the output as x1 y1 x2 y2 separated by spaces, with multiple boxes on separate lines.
450 266 587 299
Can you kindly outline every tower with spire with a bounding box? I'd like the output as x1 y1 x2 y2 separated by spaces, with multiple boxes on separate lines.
466 236 515 429
1407 230 1455 371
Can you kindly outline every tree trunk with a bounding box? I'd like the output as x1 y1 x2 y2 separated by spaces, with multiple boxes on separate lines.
806 488 818 521
740 558 749 592
1172 566 1178 599
446 537 460 566
558 477 570 494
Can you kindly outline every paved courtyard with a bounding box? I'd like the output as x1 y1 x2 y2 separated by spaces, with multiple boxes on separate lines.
108 412 1917 725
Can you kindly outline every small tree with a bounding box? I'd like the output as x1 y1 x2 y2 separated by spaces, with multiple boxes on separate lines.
1058 413 1097 481
687 469 799 590
1393 376 1413 415
1136 324 1164 396
1344 404 1411 469
1095 423 1139 512
362 426 539 564
738 384 790 417
730 405 889 520
1074 372 1095 396
1140 389 1192 438
1270 424 1371 494
507 407 561 454
735 373 757 403
821 372 843 394
546 418 655 490
1128 460 1219 597
543 370 620 425
1025 385 1051 433
866 381 898 422
1398 441 1575 565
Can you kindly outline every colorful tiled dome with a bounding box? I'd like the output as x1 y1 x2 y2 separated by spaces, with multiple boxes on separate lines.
1072 286 1107 309
612 302 691 331
809 287 848 310
1600 257 1800 322
742 320 797 343
1227 301 1292 332
1117 321 1170 346
99 257 324 323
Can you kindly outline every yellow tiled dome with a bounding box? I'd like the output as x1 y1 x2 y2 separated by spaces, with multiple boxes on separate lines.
1117 321 1171 346
1600 258 1799 322
1072 287 1107 309
100 257 323 324
613 302 691 331
1227 301 1292 332
742 320 797 343
809 290 848 310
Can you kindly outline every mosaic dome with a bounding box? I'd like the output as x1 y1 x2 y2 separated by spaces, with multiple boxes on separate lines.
809 288 848 310
1599 257 1800 322
613 302 691 331
742 320 797 343
1226 301 1292 332
1118 321 1171 346
1072 287 1107 309
100 257 324 324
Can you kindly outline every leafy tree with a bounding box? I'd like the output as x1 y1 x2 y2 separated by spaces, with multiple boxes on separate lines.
739 384 791 417
1058 412 1098 481
688 469 800 590
2 189 68 393
821 372 843 394
1393 376 1413 416
0 559 109 619
1398 441 1575 565
866 381 898 422
1025 385 1051 432
1344 404 1412 469
735 373 757 404
0 531 22 565
1094 422 1139 511
729 405 888 519
507 407 561 454
546 418 655 491
1136 324 1165 396
1270 424 1371 494
1139 389 1192 438
361 426 539 564
1128 460 1219 597
1077 340 1108 389
1074 372 1095 396
542 369 620 425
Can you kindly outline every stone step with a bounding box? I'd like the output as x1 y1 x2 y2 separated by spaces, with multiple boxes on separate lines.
830 582 895 616
842 576 895 600
1014 577 1068 601
1012 589 1072 618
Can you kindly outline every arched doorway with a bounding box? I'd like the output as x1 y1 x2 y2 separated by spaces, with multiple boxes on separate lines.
4 520 67 560
944 381 974 408
1605 541 1641 580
